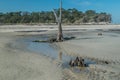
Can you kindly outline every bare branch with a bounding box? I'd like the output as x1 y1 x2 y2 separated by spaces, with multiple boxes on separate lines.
53 9 59 22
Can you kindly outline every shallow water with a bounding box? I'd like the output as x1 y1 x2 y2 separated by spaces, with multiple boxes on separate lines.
27 41 73 68
18 36 72 67
18 36 96 70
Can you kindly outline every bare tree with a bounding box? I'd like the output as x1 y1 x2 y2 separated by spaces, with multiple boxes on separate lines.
53 0 63 42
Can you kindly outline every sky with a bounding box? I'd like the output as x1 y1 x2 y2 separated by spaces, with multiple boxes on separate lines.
0 0 120 24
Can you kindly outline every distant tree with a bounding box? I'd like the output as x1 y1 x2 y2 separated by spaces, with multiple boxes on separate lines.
85 10 96 17
21 12 31 23
0 13 5 23
31 12 39 23
107 14 112 23
0 9 112 24
82 16 89 23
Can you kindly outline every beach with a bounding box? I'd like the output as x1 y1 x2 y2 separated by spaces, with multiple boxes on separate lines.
0 32 62 80
0 24 120 80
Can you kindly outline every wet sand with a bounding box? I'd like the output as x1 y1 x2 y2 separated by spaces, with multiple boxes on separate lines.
0 25 120 80
55 29 120 80
0 33 62 80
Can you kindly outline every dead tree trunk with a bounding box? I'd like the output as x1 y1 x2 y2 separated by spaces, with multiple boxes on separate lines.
57 21 63 41
53 0 63 42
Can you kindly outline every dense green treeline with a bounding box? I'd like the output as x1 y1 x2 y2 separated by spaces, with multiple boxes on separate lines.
0 8 111 24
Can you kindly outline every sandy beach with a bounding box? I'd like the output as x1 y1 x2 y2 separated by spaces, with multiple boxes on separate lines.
0 24 120 80
0 32 62 80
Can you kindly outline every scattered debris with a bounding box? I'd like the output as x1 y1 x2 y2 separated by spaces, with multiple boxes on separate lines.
98 33 102 36
33 36 76 43
69 57 87 67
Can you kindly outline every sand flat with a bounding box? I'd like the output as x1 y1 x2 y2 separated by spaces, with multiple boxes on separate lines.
56 27 120 80
0 33 62 80
0 25 120 80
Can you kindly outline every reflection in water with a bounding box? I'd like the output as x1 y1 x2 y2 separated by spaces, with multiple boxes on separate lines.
25 37 96 71
59 51 62 61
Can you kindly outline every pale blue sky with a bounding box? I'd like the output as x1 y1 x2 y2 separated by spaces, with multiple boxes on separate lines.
0 0 120 23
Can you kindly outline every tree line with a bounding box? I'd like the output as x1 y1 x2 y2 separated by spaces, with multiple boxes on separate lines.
0 8 112 24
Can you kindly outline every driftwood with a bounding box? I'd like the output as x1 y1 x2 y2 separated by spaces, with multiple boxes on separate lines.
98 33 102 36
69 57 87 67
33 36 76 43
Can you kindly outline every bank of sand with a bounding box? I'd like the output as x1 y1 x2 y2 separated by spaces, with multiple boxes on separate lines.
0 25 120 80
0 33 62 80
55 29 120 80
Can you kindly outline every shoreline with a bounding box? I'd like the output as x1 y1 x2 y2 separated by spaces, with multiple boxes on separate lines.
0 25 120 80
0 24 120 33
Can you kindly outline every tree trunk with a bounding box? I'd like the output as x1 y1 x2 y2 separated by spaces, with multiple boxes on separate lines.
53 0 63 42
57 22 63 41
57 0 63 41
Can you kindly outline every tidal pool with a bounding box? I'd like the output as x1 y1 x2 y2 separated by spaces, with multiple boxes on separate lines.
19 36 96 69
